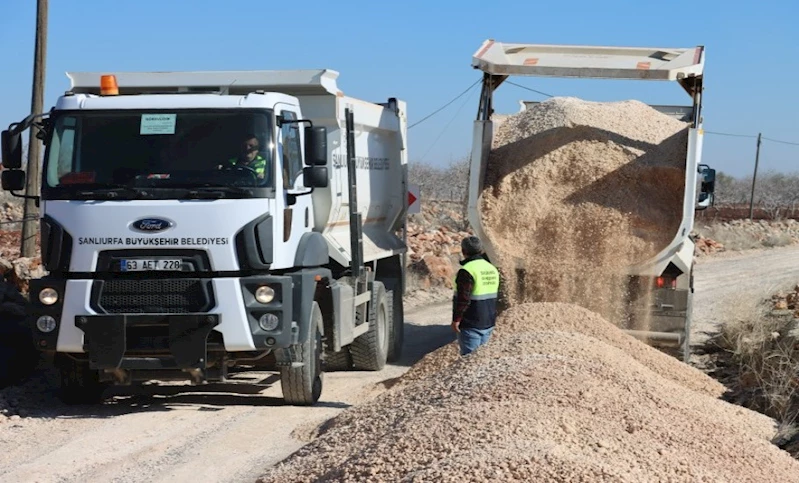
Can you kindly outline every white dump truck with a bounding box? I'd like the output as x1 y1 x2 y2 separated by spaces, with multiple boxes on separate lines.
467 40 716 362
1 69 409 404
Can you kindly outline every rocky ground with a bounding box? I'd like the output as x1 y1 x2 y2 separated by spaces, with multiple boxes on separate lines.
770 284 799 313
694 218 799 254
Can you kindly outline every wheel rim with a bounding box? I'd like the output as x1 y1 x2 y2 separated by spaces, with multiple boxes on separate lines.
312 317 323 400
377 301 388 353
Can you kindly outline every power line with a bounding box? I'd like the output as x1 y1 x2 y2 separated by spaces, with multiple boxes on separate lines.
408 79 481 130
504 81 554 98
704 130 758 139
0 217 37 226
420 83 478 161
763 136 799 147
705 131 799 146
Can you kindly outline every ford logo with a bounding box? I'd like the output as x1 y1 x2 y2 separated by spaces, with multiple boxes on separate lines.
130 218 173 233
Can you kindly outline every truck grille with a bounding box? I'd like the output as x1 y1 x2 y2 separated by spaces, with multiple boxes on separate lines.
95 279 214 314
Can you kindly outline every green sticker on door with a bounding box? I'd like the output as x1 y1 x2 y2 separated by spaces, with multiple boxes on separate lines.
140 114 176 135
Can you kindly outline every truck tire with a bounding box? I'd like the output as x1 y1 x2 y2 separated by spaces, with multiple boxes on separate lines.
324 347 352 372
280 301 324 405
56 354 107 405
351 281 389 371
386 289 404 362
0 281 38 388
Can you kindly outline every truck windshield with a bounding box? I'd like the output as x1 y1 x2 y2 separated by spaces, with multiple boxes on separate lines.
43 109 274 200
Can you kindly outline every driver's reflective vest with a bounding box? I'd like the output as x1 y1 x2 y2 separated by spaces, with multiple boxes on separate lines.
225 155 267 178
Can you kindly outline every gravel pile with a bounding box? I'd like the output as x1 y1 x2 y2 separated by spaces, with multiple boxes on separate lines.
397 303 724 397
480 97 688 325
258 302 796 483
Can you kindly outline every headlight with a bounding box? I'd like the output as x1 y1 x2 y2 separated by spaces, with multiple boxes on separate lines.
39 288 58 305
258 313 280 331
36 315 57 333
255 285 275 304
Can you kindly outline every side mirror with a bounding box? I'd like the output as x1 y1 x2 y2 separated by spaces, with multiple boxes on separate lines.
700 167 716 194
303 166 328 188
696 192 713 211
1 130 23 169
2 169 26 192
304 126 327 166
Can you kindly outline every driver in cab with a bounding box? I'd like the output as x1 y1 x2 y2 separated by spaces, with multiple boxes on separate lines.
218 134 267 181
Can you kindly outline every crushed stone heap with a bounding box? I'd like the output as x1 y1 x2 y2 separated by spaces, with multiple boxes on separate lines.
257 302 798 483
481 97 688 324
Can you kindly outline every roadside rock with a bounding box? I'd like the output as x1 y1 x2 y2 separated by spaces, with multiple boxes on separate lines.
405 201 472 292
0 257 45 295
693 234 725 256
409 256 455 289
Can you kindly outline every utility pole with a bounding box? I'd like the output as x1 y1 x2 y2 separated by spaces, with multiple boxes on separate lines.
21 0 48 257
748 132 762 221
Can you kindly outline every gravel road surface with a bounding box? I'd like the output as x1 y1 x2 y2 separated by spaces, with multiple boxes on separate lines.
0 301 452 483
691 245 799 347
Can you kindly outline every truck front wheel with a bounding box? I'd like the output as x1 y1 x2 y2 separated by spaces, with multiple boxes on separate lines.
56 354 107 405
351 281 389 371
280 301 324 405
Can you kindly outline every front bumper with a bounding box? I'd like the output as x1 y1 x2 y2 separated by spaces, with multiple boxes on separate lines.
76 313 219 370
28 275 297 354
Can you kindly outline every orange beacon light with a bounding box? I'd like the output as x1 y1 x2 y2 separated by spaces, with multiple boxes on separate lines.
100 74 119 95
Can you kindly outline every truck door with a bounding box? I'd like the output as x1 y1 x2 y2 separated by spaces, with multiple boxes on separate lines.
273 105 312 269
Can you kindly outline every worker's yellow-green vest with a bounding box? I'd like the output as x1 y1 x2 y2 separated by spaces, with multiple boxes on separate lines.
454 258 500 329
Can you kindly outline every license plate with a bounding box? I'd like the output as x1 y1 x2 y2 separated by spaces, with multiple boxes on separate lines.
120 259 182 272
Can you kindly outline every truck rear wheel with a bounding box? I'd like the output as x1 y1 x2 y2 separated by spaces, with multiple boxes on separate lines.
56 354 107 405
351 281 389 371
280 301 324 405
324 347 352 372
386 289 404 362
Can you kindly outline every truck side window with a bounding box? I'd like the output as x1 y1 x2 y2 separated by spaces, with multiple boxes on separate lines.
280 111 303 188
46 116 77 186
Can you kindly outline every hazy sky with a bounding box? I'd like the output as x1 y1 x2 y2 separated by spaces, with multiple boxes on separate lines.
1 0 797 177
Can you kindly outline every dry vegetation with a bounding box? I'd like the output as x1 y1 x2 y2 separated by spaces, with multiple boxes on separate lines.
700 286 799 457
711 171 799 221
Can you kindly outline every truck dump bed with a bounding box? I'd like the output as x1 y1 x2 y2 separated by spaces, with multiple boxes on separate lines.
468 40 706 278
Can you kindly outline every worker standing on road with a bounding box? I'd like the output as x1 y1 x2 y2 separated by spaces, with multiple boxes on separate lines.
452 236 500 355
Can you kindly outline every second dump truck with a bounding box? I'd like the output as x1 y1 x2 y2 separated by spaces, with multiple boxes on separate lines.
467 40 716 362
